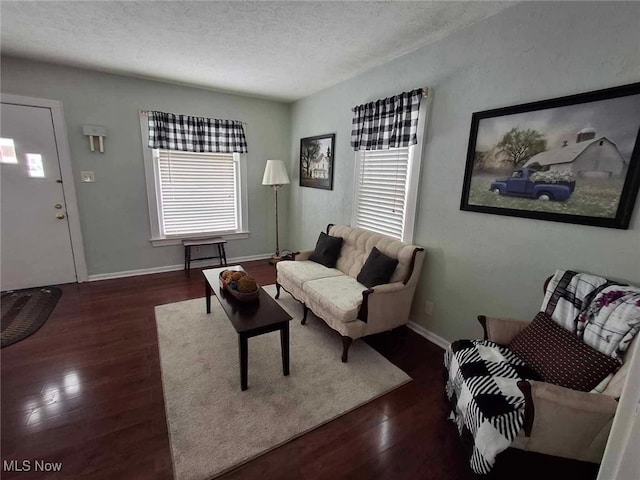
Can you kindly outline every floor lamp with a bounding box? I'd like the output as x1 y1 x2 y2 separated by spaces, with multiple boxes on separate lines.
262 160 290 264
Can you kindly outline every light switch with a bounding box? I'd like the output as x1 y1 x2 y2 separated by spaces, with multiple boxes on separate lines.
81 171 95 183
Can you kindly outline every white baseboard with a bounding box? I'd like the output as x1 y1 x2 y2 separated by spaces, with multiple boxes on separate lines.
87 253 273 282
407 320 451 350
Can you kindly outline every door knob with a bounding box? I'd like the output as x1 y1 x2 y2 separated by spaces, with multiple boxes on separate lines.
54 204 63 209
56 213 66 220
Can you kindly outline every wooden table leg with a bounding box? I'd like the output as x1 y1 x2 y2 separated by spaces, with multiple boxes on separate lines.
281 323 290 376
239 333 248 391
205 281 212 314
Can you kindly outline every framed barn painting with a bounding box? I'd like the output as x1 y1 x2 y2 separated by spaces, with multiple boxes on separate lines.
300 134 335 190
460 82 640 229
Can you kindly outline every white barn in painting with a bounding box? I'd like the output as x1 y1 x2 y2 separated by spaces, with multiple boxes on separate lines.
524 128 628 178
311 155 329 179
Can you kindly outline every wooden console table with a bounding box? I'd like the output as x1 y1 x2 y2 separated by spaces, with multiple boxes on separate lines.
183 237 227 271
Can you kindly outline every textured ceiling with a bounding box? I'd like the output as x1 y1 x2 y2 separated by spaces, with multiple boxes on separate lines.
1 1 513 101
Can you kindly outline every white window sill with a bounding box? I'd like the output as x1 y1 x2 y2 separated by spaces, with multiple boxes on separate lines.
150 231 250 247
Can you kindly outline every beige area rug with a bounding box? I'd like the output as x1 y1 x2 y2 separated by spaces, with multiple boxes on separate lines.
155 284 411 480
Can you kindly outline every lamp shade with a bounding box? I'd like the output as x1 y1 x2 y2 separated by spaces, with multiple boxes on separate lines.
262 160 290 186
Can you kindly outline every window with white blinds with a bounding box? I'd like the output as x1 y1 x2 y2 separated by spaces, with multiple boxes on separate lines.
155 149 239 236
353 147 410 240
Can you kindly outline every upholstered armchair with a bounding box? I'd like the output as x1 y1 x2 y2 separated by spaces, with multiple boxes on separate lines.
445 270 640 474
478 315 634 463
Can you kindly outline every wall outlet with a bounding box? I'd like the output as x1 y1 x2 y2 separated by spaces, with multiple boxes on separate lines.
80 171 95 183
195 246 200 253
425 300 434 316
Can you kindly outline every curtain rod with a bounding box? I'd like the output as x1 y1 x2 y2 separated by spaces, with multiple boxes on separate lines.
139 110 247 126
351 87 430 112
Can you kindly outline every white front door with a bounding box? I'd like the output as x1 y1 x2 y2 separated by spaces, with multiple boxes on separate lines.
1 102 78 290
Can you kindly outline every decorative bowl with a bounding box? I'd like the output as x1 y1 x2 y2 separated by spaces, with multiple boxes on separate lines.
219 272 260 302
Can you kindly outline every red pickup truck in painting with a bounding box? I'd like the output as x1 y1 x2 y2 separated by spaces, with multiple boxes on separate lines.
489 168 576 201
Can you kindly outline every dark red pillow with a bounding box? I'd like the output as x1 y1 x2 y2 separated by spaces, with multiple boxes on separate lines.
509 312 620 391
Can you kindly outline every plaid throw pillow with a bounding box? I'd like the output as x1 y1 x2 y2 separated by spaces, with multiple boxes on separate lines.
509 312 620 392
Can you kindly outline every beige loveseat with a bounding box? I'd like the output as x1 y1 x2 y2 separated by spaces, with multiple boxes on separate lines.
276 224 425 362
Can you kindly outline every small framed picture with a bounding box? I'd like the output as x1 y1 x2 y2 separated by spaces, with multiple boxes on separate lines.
300 134 335 190
460 82 640 229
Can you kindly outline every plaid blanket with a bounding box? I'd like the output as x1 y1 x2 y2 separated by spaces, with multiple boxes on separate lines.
444 340 537 474
542 270 640 360
541 269 610 334
579 285 640 359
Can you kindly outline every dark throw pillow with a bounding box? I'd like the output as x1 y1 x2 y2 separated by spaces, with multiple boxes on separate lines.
309 232 343 268
509 312 620 392
357 247 399 288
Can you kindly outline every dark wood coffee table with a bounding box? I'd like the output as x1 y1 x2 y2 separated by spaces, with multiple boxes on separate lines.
203 266 292 391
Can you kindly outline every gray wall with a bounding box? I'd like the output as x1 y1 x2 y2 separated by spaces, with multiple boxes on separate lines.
288 1 640 341
1 57 291 276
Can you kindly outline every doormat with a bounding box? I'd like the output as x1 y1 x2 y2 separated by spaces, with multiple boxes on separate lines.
1 286 62 347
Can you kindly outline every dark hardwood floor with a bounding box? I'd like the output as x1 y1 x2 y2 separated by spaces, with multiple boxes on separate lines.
1 260 599 479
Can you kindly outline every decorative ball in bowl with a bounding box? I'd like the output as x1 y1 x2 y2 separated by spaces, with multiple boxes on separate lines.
219 270 260 302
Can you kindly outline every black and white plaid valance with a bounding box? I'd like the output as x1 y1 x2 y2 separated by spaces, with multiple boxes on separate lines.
350 88 424 151
148 111 248 153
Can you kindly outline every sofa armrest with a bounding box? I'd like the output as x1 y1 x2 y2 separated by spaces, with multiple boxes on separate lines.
294 250 314 261
477 315 529 344
371 281 406 294
358 282 409 324
517 380 618 461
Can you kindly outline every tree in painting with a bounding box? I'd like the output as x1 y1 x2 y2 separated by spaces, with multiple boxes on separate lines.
497 127 547 167
300 140 321 178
